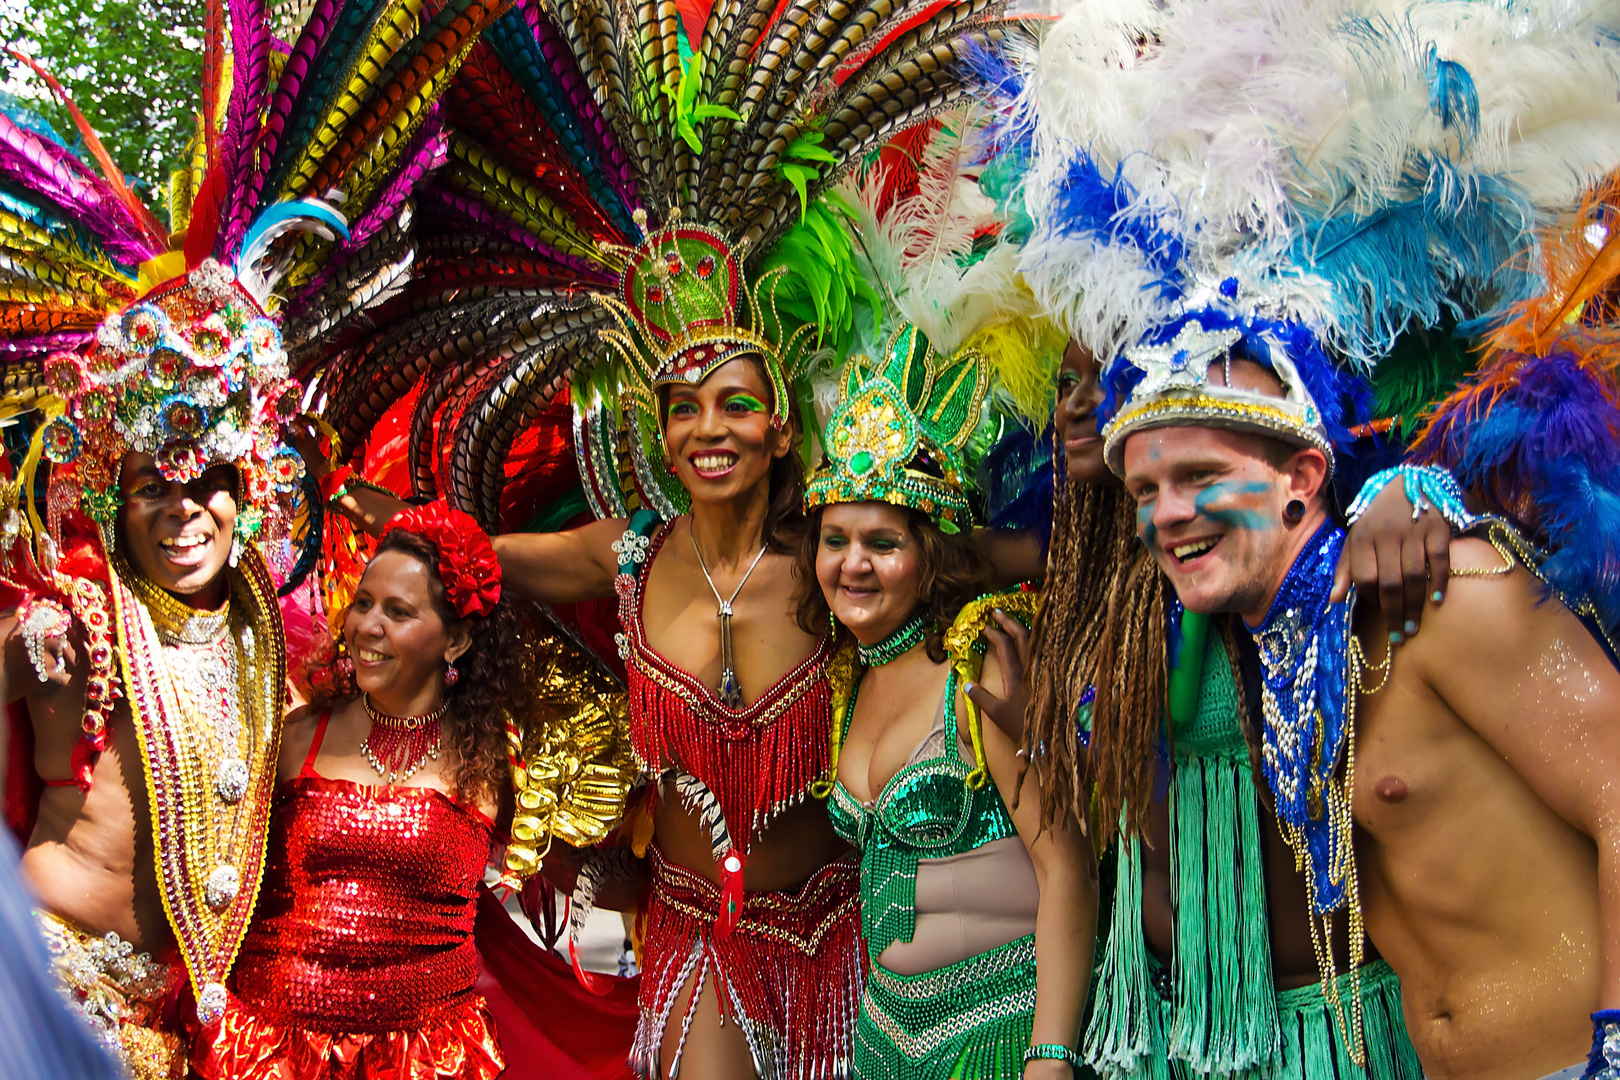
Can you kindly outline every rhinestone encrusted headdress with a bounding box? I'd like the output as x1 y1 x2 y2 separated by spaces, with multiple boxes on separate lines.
599 207 815 431
806 324 989 533
1100 308 1337 478
37 259 305 530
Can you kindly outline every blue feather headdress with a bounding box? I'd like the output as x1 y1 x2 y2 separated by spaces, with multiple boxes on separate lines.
1411 174 1620 634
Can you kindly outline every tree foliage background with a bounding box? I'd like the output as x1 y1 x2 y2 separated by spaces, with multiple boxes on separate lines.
2 0 203 218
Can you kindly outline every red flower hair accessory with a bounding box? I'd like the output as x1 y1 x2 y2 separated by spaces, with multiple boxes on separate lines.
382 501 503 619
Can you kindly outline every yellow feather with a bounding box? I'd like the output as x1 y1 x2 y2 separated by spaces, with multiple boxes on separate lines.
961 311 1065 429
446 139 605 263
277 0 426 199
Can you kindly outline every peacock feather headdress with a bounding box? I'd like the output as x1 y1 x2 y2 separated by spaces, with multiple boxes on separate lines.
305 0 1019 531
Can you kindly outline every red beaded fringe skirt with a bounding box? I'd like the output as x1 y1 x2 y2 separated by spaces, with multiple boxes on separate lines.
633 845 864 1080
191 990 504 1080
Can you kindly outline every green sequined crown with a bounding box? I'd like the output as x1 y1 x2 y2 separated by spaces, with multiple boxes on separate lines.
806 324 988 533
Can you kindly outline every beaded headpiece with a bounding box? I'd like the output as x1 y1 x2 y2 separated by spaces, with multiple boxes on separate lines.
600 208 815 432
1101 306 1338 478
38 260 305 531
806 324 989 533
382 500 503 619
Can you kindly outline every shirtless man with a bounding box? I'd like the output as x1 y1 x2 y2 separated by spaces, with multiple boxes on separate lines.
1118 355 1619 1080
0 267 303 1077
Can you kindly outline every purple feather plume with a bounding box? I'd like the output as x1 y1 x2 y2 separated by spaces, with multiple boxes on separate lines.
1414 350 1620 630
219 0 276 256
0 329 97 357
0 113 160 263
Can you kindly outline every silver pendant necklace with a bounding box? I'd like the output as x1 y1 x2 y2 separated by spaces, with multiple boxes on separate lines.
690 526 769 708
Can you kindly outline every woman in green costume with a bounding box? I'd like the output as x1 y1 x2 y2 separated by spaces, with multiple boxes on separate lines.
795 325 1097 1080
977 341 1447 1080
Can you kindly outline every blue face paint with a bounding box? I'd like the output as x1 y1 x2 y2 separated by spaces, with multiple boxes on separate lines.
1136 503 1157 549
1194 481 1274 531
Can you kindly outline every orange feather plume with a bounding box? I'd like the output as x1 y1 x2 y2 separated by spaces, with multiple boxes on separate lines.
1485 170 1620 364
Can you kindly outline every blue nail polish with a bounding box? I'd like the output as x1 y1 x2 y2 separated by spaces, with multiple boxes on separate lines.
1389 631 1403 644
1431 590 1443 603
1404 620 1417 635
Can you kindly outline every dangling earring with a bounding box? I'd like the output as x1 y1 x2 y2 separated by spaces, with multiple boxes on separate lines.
444 664 460 687
664 458 676 475
228 536 242 568
1284 499 1306 524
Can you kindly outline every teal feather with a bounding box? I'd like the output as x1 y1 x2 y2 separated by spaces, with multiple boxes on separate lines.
484 8 629 233
263 0 394 198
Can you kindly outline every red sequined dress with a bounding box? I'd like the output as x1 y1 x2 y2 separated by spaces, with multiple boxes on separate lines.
192 713 504 1080
614 514 863 1080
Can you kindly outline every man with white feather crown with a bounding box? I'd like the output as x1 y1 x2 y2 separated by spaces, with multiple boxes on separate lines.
0 1 509 1072
979 0 1620 1078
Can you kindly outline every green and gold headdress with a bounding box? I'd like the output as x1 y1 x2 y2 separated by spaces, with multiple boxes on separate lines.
806 323 989 533
600 207 816 432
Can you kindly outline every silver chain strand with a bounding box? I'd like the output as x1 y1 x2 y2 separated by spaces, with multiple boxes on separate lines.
690 524 769 708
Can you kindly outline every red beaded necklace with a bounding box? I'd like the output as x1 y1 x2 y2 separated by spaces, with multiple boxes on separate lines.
361 695 447 783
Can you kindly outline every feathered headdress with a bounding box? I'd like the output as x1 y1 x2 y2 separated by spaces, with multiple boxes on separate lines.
806 323 990 531
2 0 504 542
308 0 1020 530
803 114 1062 531
1410 171 1620 634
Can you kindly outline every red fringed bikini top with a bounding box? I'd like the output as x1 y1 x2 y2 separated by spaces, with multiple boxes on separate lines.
614 513 833 856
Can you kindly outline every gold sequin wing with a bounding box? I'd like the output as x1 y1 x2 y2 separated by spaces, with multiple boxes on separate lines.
504 639 637 883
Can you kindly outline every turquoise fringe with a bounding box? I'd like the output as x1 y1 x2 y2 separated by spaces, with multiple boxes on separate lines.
1166 753 1278 1073
1083 834 1171 1080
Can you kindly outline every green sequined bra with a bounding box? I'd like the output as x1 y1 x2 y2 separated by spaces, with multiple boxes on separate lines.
828 660 1036 1080
827 666 1017 956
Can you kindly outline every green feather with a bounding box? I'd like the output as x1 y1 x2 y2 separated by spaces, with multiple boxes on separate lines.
758 196 880 355
1372 316 1480 439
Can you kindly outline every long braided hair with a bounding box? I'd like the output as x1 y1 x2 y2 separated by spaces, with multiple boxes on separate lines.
1024 464 1168 843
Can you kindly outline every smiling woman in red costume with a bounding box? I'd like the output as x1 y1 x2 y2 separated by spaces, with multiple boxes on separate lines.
193 502 520 1080
321 259 864 1080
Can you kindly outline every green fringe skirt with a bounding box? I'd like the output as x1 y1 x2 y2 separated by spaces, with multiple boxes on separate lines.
1271 960 1424 1080
1141 957 1424 1080
854 934 1037 1080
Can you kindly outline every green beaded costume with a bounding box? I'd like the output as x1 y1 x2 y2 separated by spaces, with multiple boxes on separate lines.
1086 611 1425 1080
828 662 1036 1079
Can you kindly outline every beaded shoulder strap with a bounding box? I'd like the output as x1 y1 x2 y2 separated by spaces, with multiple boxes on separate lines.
610 508 664 663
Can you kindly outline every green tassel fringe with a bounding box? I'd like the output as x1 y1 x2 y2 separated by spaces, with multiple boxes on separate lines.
1083 834 1171 1080
1166 757 1278 1072
1274 960 1425 1079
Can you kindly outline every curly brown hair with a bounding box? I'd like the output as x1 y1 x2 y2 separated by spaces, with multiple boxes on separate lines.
304 529 541 805
793 504 991 661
